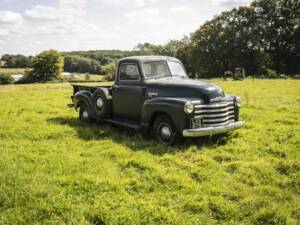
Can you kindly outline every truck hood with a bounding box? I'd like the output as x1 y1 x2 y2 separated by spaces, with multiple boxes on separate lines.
145 78 224 102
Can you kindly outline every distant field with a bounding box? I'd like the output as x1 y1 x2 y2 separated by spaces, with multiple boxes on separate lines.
0 80 299 225
0 68 105 82
0 68 27 75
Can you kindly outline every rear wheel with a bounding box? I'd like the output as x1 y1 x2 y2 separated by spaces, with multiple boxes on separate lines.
153 115 178 145
79 104 92 123
93 89 112 119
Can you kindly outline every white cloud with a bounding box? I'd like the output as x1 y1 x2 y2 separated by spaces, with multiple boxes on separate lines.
25 5 61 21
0 0 114 54
0 28 9 36
212 0 251 9
170 6 195 13
24 0 87 22
0 0 254 55
97 0 157 7
125 9 172 25
0 0 21 2
0 11 23 24
58 0 88 7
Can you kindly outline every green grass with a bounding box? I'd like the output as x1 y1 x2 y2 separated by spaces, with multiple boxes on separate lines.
0 68 27 75
0 80 299 225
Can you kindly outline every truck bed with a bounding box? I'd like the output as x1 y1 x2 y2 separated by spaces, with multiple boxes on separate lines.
71 84 112 95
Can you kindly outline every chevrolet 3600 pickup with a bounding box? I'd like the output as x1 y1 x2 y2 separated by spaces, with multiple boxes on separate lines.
69 56 244 145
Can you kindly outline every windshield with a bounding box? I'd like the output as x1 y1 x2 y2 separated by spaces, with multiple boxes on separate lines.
142 61 187 79
168 61 187 77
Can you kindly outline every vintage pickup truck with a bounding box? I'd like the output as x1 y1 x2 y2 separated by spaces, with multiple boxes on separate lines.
69 56 244 145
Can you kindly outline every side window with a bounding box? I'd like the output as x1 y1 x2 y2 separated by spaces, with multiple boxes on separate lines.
119 64 140 81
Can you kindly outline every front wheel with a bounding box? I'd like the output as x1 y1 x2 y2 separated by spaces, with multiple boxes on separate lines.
153 115 179 145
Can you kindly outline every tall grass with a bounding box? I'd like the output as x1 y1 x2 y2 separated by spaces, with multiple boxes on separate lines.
0 80 299 225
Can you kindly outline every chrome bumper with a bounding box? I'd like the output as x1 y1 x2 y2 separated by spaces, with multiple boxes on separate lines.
182 121 244 137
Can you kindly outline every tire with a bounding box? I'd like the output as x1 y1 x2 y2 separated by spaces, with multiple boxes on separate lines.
79 103 92 123
93 89 112 119
153 115 179 145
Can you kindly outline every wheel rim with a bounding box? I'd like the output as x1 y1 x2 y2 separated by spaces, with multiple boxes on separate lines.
96 97 104 109
82 110 89 120
159 123 172 143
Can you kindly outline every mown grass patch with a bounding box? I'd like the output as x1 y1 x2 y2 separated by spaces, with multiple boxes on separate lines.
0 68 27 75
0 80 299 224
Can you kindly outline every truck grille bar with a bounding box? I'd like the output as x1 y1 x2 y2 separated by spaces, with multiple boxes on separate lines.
192 101 236 127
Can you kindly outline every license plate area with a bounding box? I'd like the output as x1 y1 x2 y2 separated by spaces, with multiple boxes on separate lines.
190 117 203 129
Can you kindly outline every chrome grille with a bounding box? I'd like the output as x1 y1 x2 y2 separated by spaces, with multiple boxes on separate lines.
192 101 235 127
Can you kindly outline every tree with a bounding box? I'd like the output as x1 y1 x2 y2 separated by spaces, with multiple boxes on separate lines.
64 55 102 74
28 50 64 81
252 0 300 75
1 54 31 68
189 6 268 77
175 37 196 78
134 42 165 55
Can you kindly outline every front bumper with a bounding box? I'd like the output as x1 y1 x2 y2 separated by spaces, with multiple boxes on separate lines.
182 121 244 137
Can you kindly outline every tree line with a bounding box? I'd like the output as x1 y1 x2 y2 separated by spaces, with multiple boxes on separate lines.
134 0 300 77
1 0 299 78
1 54 32 68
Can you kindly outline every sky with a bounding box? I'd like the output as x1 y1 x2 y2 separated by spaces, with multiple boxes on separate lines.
0 0 251 55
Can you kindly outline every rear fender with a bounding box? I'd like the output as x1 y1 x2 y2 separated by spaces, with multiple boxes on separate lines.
73 91 93 113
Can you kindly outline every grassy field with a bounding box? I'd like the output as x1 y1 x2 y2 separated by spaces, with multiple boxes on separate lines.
0 80 299 225
0 68 27 75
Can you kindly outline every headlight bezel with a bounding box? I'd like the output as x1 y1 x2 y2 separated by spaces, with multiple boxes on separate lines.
184 101 194 114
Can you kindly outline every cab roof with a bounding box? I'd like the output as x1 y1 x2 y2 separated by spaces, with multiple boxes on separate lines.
120 55 181 63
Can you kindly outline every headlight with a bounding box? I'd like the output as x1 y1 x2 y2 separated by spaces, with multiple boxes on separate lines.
236 96 242 107
184 101 194 114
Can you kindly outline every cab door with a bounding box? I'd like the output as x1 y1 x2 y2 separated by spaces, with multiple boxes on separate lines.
112 62 145 122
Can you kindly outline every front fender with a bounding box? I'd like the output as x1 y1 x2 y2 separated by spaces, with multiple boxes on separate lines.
141 97 190 132
73 91 93 112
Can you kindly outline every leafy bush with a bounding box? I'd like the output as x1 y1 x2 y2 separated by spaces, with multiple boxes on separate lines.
0 73 14 84
85 74 91 81
264 68 277 79
103 63 116 81
105 74 115 82
15 69 36 84
279 74 287 79
28 49 64 82
294 75 300 79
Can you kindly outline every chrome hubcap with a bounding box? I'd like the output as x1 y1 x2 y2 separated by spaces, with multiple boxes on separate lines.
82 110 89 120
160 125 172 141
96 97 104 109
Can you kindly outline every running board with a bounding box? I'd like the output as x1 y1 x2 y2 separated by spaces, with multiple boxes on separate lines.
102 119 141 130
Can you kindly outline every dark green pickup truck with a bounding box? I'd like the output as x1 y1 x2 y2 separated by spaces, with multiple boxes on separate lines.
69 56 244 145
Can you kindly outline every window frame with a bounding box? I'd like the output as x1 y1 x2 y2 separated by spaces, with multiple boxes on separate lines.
118 63 141 82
